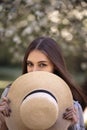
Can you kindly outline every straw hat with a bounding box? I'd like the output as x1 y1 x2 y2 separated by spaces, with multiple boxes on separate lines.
5 71 73 130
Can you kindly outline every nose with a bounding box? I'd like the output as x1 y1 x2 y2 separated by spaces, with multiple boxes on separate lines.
32 66 39 72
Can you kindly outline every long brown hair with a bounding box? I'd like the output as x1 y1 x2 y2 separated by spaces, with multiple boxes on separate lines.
22 36 87 109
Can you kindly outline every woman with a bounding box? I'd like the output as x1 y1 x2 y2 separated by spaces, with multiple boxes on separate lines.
0 36 86 130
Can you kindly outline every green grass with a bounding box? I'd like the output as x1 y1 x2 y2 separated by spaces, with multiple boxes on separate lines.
0 66 21 96
0 80 12 97
0 66 21 81
0 66 21 88
0 80 12 89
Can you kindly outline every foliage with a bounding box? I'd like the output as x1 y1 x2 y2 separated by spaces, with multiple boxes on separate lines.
0 0 87 79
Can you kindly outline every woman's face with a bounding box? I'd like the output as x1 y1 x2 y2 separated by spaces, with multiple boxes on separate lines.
27 50 54 73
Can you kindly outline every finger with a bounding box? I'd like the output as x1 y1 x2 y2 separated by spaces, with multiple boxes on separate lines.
0 121 2 128
66 110 77 115
66 107 77 115
63 112 75 119
0 100 9 107
1 97 10 104
66 107 74 111
1 107 11 117
2 108 10 117
0 102 11 116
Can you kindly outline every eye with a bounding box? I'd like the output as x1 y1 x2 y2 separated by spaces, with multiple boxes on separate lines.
39 63 47 68
27 61 33 67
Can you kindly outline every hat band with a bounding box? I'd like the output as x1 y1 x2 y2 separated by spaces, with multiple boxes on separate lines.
23 89 57 102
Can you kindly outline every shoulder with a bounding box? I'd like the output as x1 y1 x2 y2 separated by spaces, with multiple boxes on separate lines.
73 101 85 130
73 100 83 119
74 100 83 111
1 83 12 98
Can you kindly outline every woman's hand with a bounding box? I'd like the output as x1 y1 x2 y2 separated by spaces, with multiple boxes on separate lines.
63 106 78 125
0 97 11 117
0 97 11 129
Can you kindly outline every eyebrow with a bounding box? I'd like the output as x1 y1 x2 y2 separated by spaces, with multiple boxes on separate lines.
27 60 48 63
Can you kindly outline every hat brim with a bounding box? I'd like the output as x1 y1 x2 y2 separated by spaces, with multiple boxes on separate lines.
5 71 73 130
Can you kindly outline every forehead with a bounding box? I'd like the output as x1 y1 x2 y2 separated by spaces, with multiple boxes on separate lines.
27 50 49 61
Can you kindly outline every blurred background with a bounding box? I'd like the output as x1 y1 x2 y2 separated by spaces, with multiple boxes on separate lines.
0 0 87 128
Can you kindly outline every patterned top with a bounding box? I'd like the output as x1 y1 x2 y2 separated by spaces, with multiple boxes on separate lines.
68 101 85 130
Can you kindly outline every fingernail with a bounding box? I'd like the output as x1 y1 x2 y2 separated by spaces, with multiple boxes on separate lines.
9 109 11 113
66 108 69 111
63 113 66 117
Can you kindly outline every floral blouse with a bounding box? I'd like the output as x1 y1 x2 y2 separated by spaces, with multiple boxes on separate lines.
68 101 85 130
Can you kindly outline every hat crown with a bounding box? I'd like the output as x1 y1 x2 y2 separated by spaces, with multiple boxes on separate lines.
20 90 59 130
